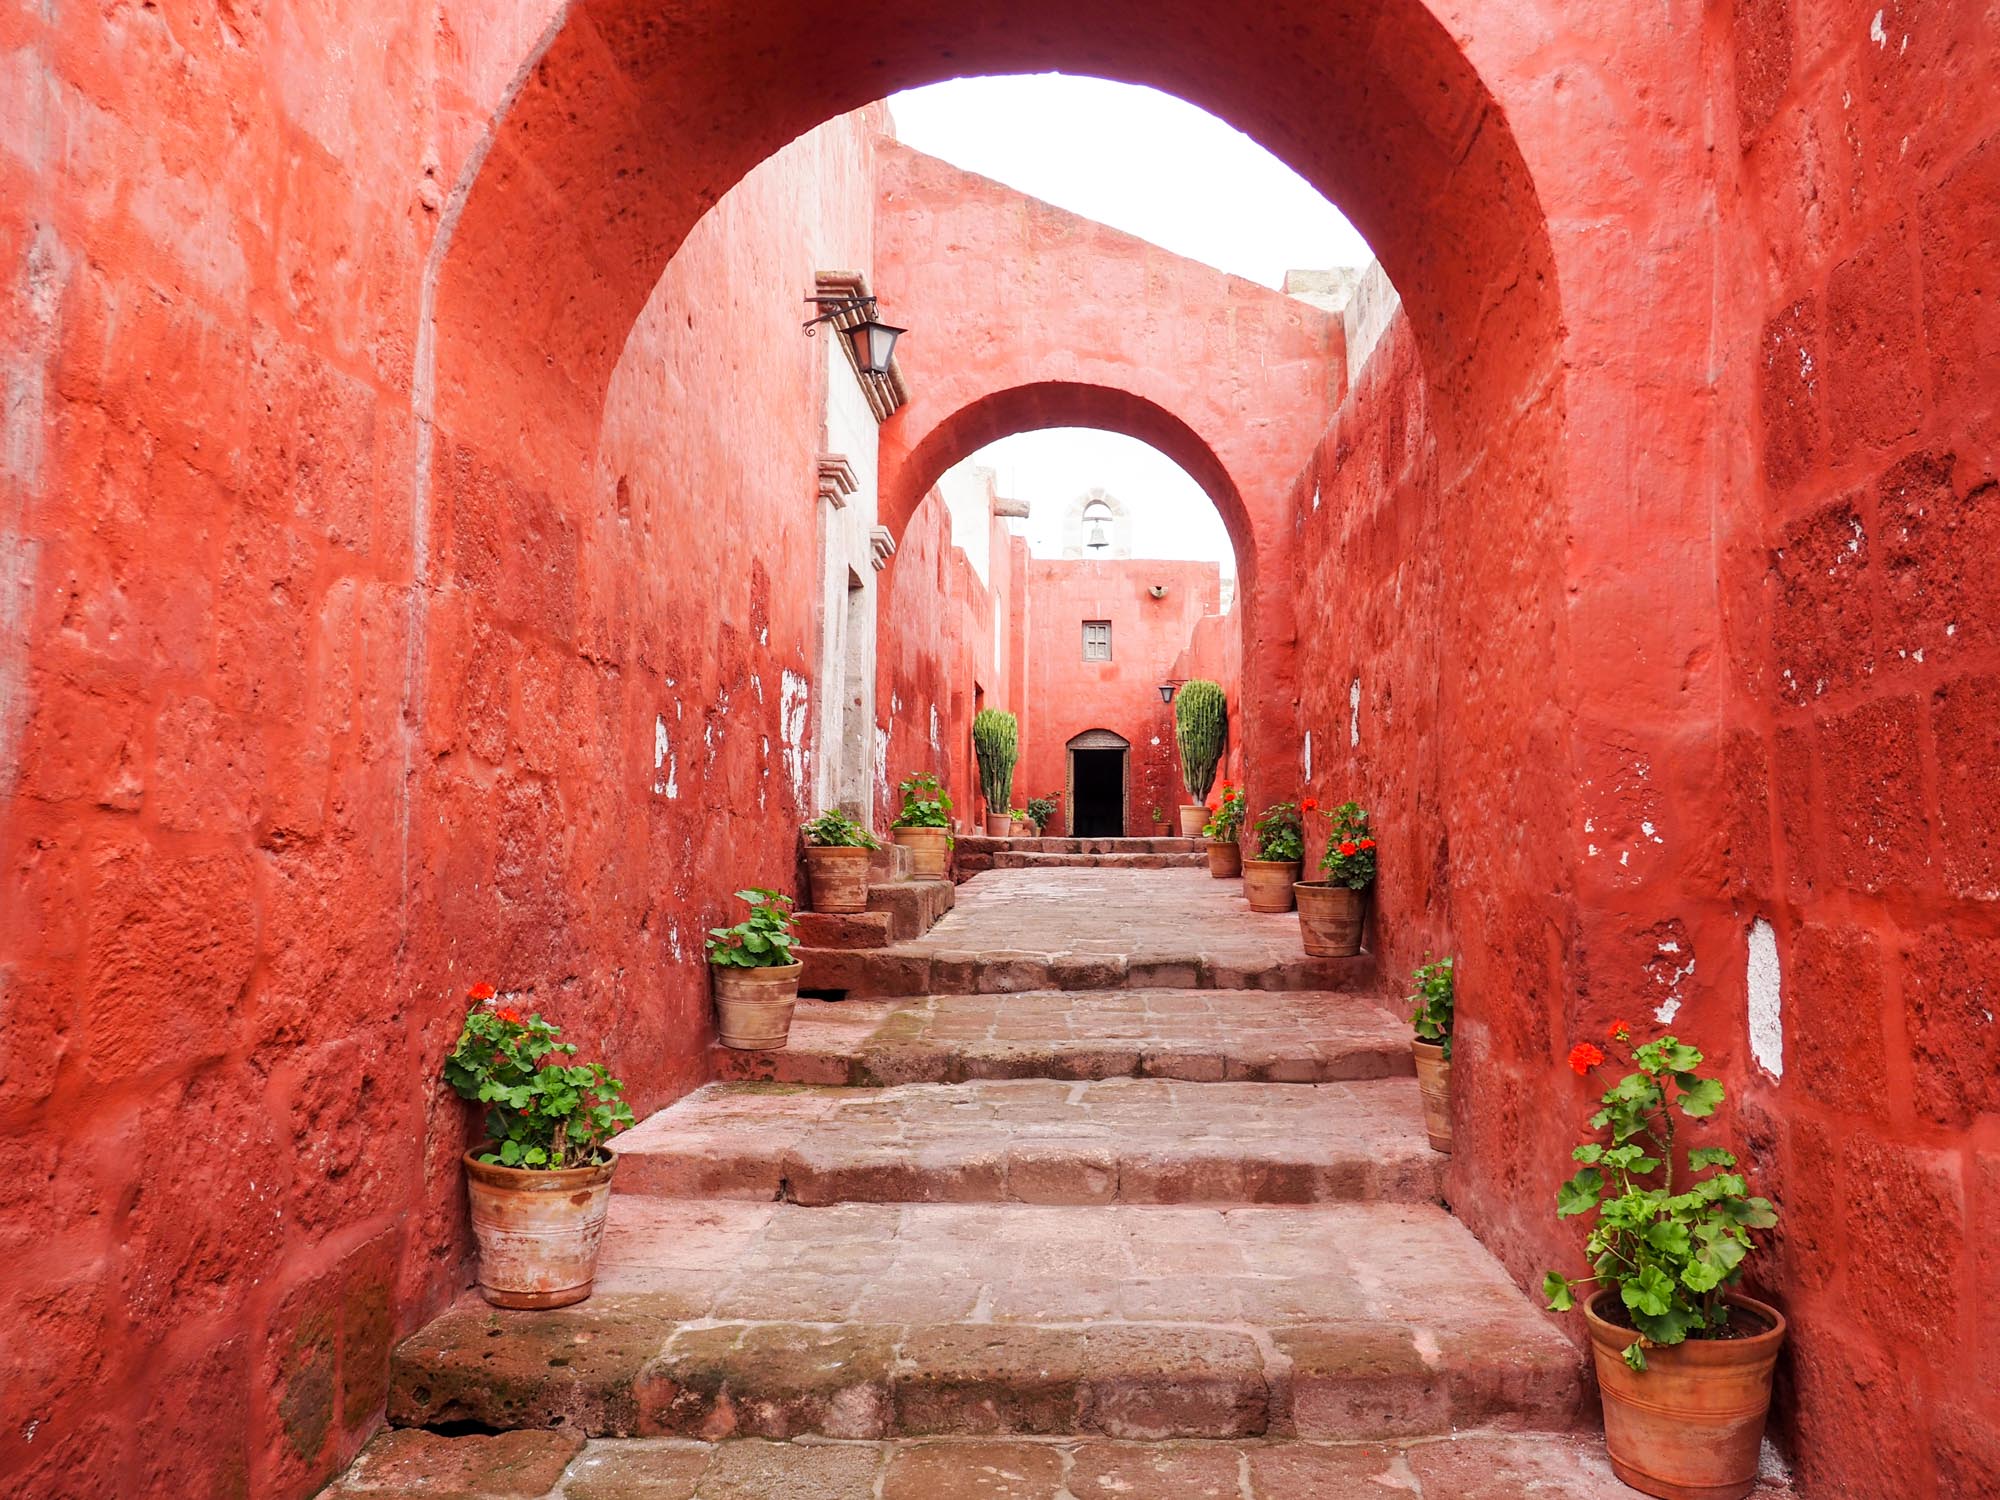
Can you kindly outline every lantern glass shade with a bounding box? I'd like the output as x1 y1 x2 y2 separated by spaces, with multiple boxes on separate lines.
846 318 904 376
1158 683 1175 703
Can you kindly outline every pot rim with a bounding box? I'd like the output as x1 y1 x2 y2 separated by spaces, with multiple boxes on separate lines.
1410 1037 1449 1059
710 959 805 979
1242 858 1304 870
890 824 950 838
804 843 872 858
462 1149 618 1189
1293 878 1370 891
1583 1286 1788 1359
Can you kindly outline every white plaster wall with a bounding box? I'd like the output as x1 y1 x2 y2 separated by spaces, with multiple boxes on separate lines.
814 337 883 814
937 463 993 587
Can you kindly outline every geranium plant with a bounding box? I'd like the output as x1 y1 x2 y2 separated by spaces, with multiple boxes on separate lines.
892 772 952 829
803 808 879 849
443 987 635 1170
1314 800 1378 888
1202 782 1245 842
1542 1024 1778 1370
1025 795 1058 829
1410 956 1453 1057
1249 801 1304 861
706 888 799 968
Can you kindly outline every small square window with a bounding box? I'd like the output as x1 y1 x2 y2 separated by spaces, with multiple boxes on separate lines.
1082 620 1112 661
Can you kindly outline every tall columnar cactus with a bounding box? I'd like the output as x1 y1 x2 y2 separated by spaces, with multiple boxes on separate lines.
972 709 1020 813
1174 680 1228 801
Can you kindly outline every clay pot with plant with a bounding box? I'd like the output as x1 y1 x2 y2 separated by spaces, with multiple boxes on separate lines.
891 772 954 877
801 808 879 913
1407 956 1453 1152
1025 795 1058 837
443 988 636 1309
1543 1025 1785 1500
1173 680 1227 837
1201 783 1244 878
1150 805 1168 836
1295 800 1376 956
708 888 803 1050
1242 800 1304 912
973 709 1020 837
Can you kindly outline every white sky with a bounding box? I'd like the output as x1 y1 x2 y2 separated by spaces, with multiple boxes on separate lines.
890 75 1371 575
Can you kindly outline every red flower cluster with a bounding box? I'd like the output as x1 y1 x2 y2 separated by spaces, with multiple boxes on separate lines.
1568 1042 1605 1075
1609 1018 1632 1042
468 982 496 1001
1302 797 1318 812
1359 838 1376 850
495 1007 524 1025
1338 840 1358 856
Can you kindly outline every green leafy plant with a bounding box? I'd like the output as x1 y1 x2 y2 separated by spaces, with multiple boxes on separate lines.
1201 782 1245 842
1542 1024 1778 1371
893 772 953 829
1410 956 1454 1058
705 888 799 969
443 987 635 1169
1313 800 1378 888
1249 801 1304 862
972 709 1020 815
1025 795 1058 829
803 808 879 849
1173 680 1228 801
1008 807 1027 822
1150 805 1165 823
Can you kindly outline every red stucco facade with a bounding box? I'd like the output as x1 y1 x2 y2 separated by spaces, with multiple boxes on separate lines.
2 0 1996 1495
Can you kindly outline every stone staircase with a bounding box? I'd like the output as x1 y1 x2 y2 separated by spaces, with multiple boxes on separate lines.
956 834 1206 876
328 865 1672 1499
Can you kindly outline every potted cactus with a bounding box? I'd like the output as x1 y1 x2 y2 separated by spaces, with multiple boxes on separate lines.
802 808 879 913
1408 956 1453 1152
707 889 802 1050
443 987 635 1309
891 773 953 878
1295 800 1376 956
1543 1024 1784 1500
973 709 1020 836
1242 800 1304 912
1201 782 1244 877
1173 680 1227 837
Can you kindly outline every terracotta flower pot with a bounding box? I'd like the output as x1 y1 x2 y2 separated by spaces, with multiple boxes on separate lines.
892 825 951 879
803 844 871 913
463 1152 617 1309
1206 840 1242 878
984 814 1012 837
1152 820 1168 837
1241 859 1303 912
1410 1039 1453 1152
1294 881 1366 956
1585 1289 1786 1500
712 961 803 1050
1177 804 1207 837
1013 818 1033 836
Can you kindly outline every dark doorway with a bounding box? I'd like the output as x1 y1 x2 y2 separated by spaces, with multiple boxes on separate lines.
1070 748 1127 836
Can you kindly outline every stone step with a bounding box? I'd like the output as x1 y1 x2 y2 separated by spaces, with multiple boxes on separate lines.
331 1427 1685 1499
388 1200 1582 1443
712 990 1413 1086
867 877 956 941
798 945 1372 998
989 851 1208 870
793 910 897 950
613 1077 1442 1206
958 836 1204 855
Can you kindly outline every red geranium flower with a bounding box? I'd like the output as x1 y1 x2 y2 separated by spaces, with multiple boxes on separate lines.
1338 840 1358 857
495 1007 524 1025
1302 797 1318 812
1358 838 1376 850
1609 1019 1632 1042
1568 1042 1605 1075
468 983 496 1001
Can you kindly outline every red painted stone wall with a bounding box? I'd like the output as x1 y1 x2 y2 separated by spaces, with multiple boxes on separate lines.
1718 0 2000 1488
1018 559 1222 835
874 486 1010 831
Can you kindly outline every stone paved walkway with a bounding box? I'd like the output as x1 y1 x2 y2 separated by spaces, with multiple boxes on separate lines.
343 865 1699 1496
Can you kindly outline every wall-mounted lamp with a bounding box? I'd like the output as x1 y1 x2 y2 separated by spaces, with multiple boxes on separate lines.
1148 584 1168 599
1158 680 1186 704
803 294 905 376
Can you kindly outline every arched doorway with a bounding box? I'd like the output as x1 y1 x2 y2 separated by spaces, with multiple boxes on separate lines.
1066 729 1130 837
